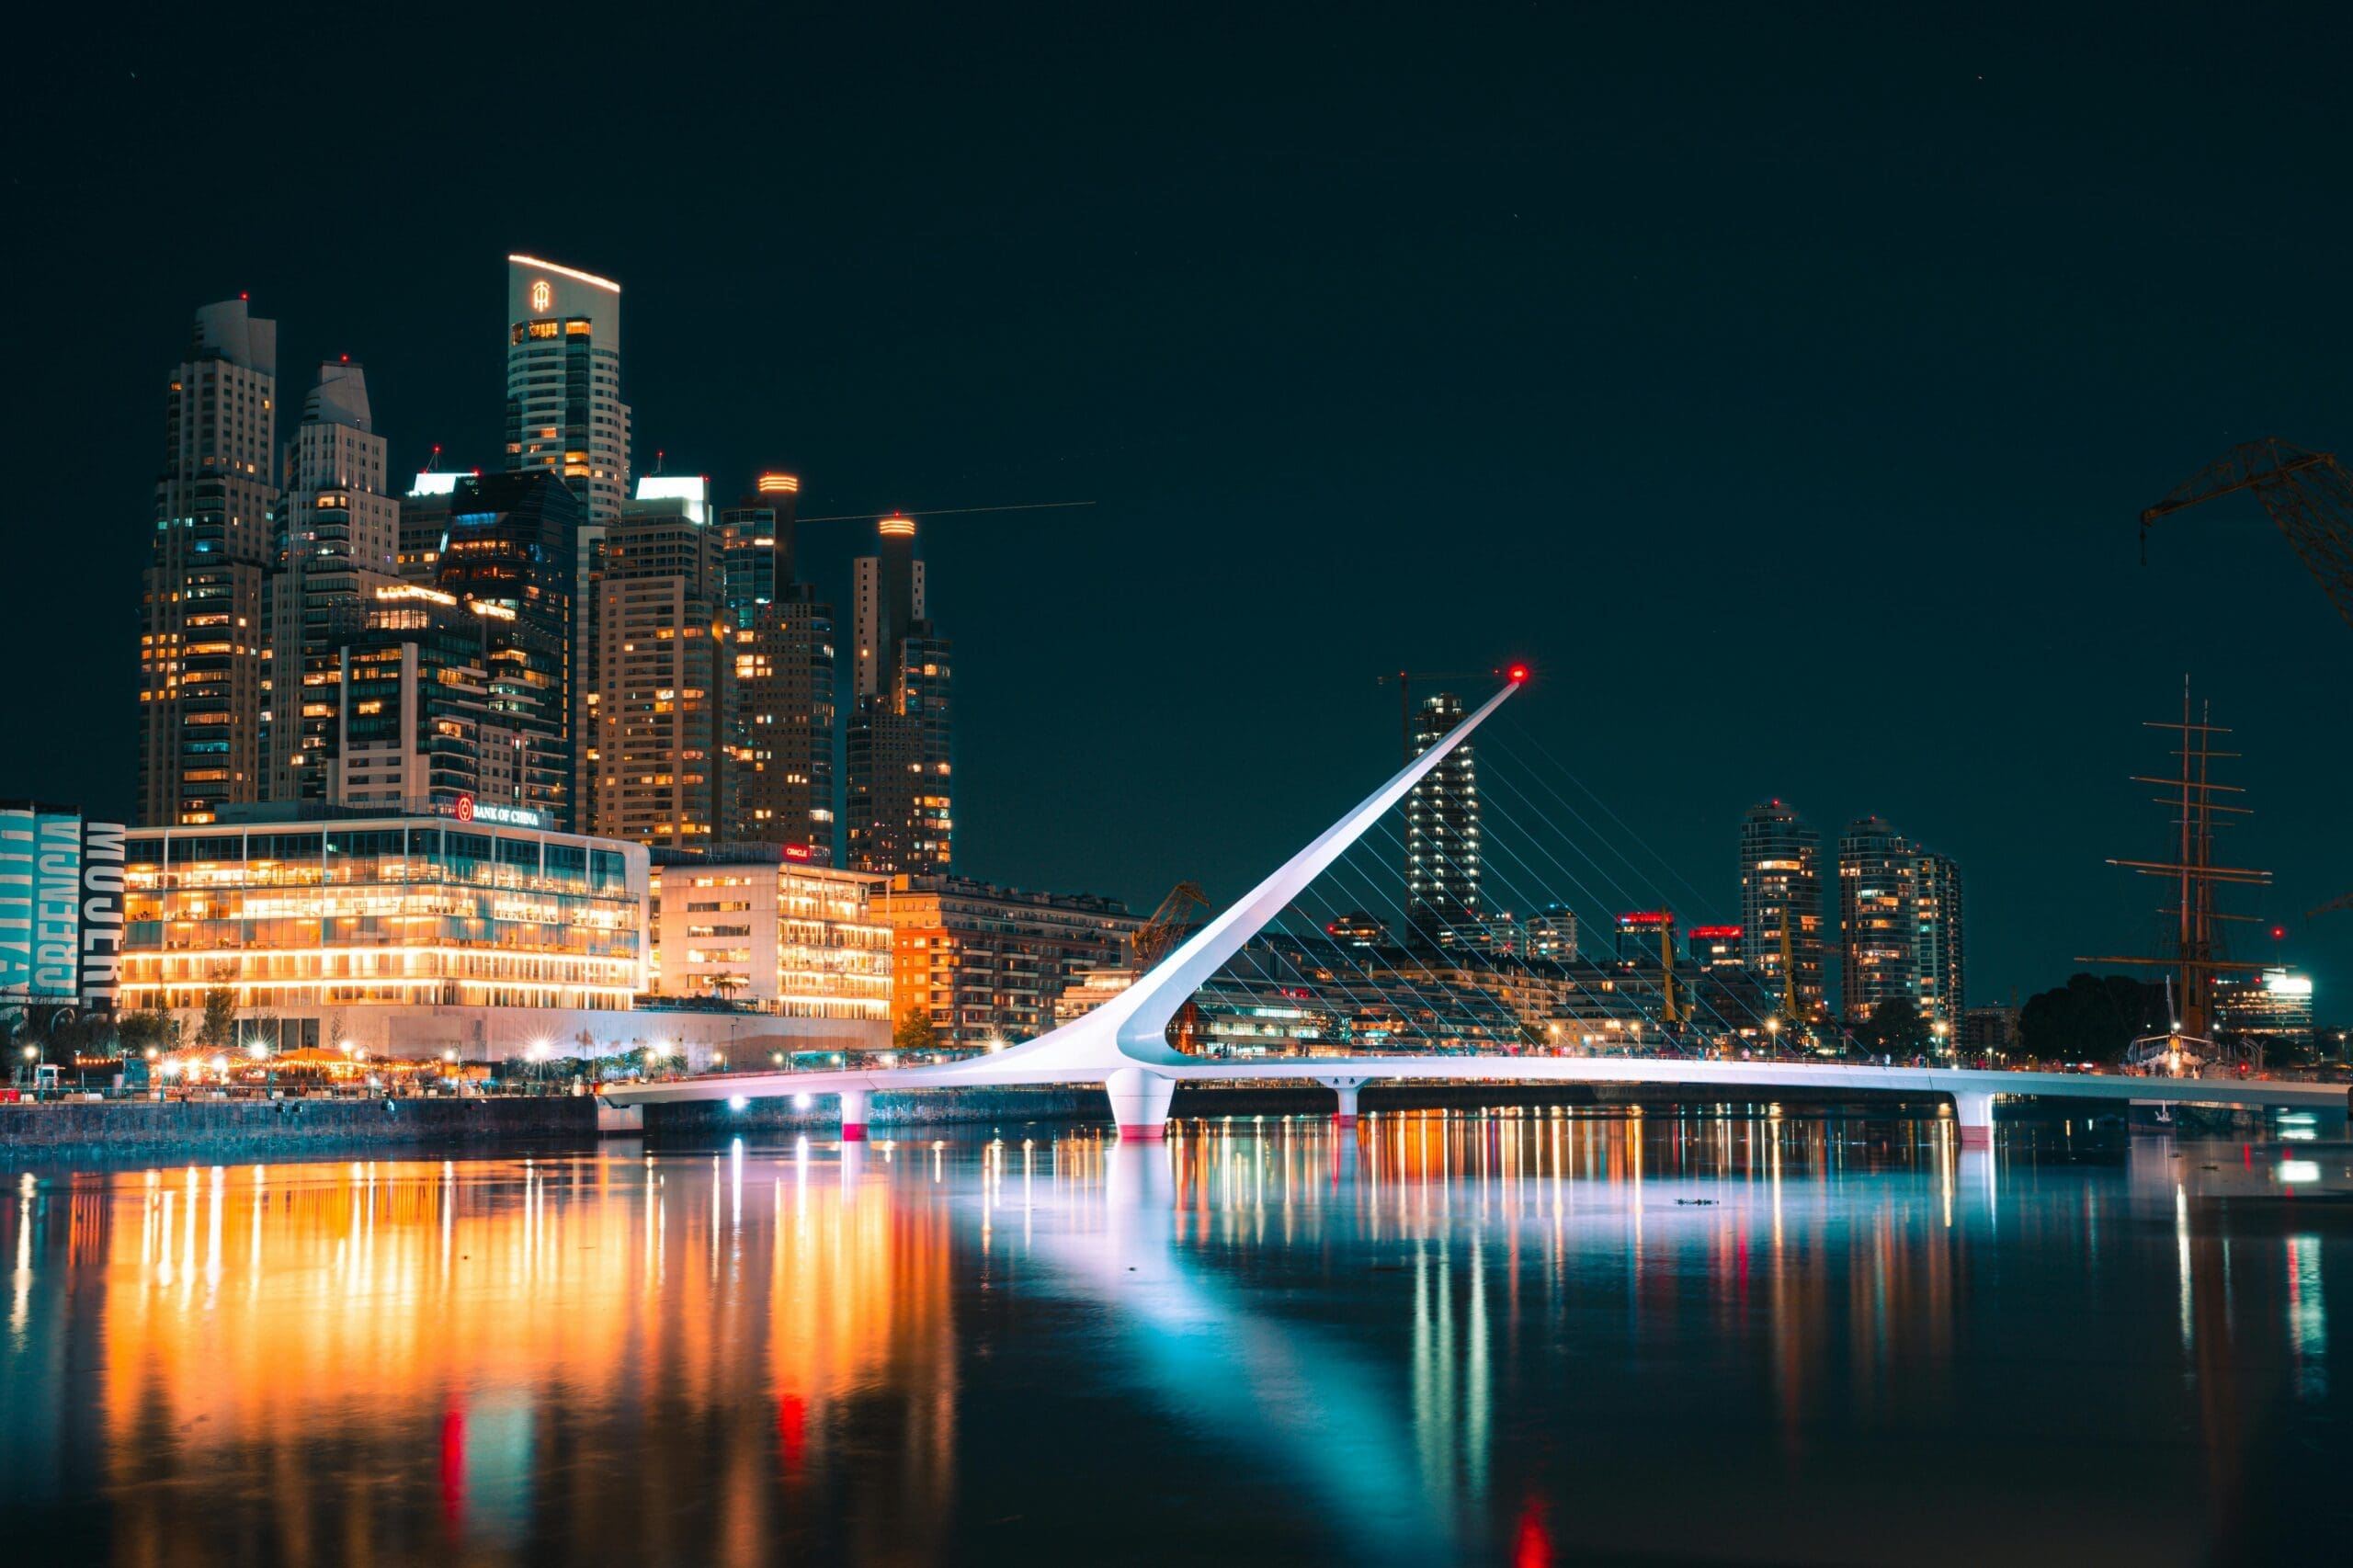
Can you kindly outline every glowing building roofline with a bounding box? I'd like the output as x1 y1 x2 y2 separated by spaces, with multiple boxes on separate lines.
507 254 621 293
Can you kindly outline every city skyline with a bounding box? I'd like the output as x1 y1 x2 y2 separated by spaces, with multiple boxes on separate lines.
12 7 2353 1008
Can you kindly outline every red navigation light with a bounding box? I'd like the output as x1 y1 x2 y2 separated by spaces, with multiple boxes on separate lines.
2271 925 2287 940
1506 664 1530 683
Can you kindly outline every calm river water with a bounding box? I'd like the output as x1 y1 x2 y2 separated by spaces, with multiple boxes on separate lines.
5 1111 2349 1565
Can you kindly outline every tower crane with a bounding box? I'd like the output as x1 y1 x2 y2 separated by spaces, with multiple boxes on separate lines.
1132 881 1209 971
2145 440 2353 926
2141 438 2353 632
1131 881 1211 1052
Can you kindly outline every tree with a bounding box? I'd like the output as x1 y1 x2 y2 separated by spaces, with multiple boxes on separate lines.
893 1006 939 1053
197 964 239 1050
1857 996 1930 1056
2019 973 2166 1063
118 1009 180 1054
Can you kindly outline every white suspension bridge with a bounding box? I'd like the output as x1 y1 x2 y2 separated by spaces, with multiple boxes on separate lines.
605 677 2346 1145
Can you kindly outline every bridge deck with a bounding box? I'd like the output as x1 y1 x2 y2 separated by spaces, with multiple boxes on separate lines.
599 1056 2349 1114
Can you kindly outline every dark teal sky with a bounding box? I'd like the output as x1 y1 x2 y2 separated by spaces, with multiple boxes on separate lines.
7 3 2350 1010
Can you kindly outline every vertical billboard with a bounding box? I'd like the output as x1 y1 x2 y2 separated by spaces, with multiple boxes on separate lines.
33 809 83 1002
80 821 125 1016
0 805 124 1017
0 806 33 1001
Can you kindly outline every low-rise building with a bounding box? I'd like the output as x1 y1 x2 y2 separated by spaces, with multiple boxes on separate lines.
646 847 892 1026
121 806 646 1053
872 875 1141 1048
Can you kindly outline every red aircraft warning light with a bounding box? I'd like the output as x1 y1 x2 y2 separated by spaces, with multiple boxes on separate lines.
1506 663 1530 683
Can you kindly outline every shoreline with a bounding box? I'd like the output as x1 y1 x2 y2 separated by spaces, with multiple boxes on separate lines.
0 1081 2234 1167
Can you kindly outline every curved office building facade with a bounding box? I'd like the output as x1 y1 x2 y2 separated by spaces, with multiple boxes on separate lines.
121 815 648 1013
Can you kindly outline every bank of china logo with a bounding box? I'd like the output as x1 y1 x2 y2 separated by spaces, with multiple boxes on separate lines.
530 279 551 313
455 793 476 823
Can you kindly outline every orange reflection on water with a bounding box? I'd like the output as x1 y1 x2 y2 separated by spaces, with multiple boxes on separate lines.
76 1149 953 1567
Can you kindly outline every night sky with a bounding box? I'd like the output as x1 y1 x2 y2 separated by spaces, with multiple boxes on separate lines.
9 4 2351 1012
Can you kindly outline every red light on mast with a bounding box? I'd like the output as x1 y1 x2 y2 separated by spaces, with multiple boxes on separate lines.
1506 664 1530 683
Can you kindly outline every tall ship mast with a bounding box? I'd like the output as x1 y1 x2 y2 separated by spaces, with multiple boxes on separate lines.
2080 683 2274 1066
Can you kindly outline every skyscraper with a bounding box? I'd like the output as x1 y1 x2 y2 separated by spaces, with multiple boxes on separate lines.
139 299 280 826
594 483 729 847
846 516 952 873
1837 816 1964 1030
504 255 628 801
504 255 630 524
1739 801 1825 1021
720 473 835 860
431 472 579 827
1838 816 1913 1021
328 584 518 811
1404 692 1481 948
262 360 402 804
1911 848 1965 1031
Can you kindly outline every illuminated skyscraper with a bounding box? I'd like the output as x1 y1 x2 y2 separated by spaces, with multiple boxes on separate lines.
847 516 951 873
262 360 402 804
1404 692 1480 948
504 255 630 524
1739 800 1825 1021
1912 847 1965 1030
431 472 579 827
1837 815 1964 1029
594 483 729 847
504 255 629 790
721 473 835 861
138 299 280 825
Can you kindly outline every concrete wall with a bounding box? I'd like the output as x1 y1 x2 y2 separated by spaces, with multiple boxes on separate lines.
144 1004 886 1063
0 1096 597 1162
645 1086 1106 1140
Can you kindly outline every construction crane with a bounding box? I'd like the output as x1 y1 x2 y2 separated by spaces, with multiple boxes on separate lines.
2144 440 2353 923
1131 881 1210 1053
1132 881 1209 971
1378 666 1523 761
2142 438 2353 632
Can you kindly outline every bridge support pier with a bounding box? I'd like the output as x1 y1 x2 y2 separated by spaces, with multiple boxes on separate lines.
1952 1090 1995 1149
1317 1076 1367 1129
1106 1066 1175 1142
838 1086 870 1142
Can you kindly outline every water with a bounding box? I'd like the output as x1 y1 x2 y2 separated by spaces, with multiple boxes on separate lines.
5 1112 2349 1565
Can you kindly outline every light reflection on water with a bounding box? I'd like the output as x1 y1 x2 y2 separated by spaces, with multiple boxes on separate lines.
2 1112 2347 1565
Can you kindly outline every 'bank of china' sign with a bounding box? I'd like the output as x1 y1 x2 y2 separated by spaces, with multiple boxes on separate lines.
447 793 548 832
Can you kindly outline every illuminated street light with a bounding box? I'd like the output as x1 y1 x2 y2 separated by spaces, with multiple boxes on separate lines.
246 1040 268 1059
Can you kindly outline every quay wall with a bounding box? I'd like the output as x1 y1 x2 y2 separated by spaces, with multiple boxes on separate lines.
13 1080 2303 1163
0 1096 598 1163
